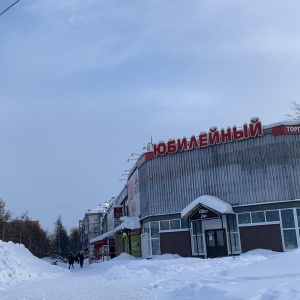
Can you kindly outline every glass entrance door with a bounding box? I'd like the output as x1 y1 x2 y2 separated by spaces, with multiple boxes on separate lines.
205 229 228 258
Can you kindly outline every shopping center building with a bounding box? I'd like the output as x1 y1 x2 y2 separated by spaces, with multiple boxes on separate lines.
91 118 300 259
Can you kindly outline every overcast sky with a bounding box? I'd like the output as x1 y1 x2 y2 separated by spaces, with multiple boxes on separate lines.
0 0 299 232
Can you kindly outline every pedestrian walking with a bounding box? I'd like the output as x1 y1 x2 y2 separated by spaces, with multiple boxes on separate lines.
68 253 75 269
79 252 84 268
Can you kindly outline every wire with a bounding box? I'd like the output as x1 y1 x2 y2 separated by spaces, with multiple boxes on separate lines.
0 0 20 16
0 188 83 212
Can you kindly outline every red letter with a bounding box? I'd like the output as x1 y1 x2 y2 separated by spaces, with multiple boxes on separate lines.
220 127 233 143
189 136 199 150
232 126 244 141
208 127 220 145
177 138 188 152
199 132 208 147
167 140 177 154
153 142 167 156
243 124 249 139
249 117 263 137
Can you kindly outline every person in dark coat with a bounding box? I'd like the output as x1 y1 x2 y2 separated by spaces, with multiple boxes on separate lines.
79 253 84 268
68 253 75 269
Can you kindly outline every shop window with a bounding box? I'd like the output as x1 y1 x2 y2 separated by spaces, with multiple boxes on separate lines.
192 221 202 234
193 236 203 253
296 209 300 227
238 213 251 224
266 210 280 222
191 221 204 255
251 212 265 223
229 233 240 252
227 214 237 232
170 219 180 230
283 229 298 249
281 209 295 229
150 222 159 238
151 239 161 255
160 220 170 231
181 219 189 229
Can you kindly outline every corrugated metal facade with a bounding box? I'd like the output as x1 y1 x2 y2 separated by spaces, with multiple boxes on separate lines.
139 131 300 218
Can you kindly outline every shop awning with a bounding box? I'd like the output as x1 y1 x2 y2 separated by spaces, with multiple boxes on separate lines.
90 231 115 244
114 216 141 233
181 195 234 220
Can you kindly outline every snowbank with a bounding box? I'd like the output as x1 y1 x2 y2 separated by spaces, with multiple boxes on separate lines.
0 240 66 290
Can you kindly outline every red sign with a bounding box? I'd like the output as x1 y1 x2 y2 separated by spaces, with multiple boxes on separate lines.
114 207 122 219
153 118 263 156
272 125 300 136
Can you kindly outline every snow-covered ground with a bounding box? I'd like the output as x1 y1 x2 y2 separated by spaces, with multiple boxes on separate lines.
1 240 300 300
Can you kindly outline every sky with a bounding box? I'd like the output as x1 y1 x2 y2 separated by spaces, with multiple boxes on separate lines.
2 241 300 299
0 0 300 232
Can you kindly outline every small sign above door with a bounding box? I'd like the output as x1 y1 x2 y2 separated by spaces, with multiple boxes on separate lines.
189 205 221 221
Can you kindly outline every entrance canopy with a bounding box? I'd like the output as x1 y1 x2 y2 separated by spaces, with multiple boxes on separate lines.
114 216 141 233
90 231 115 244
181 195 234 220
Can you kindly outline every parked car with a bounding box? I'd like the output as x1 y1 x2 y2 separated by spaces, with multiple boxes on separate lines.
41 255 67 265
41 257 58 265
52 255 68 263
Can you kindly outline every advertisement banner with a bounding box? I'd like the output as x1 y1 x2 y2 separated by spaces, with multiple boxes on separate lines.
127 169 140 217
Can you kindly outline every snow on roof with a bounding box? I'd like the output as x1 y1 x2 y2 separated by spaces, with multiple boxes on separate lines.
90 231 115 244
263 120 300 129
114 216 141 232
181 195 234 219
87 202 109 214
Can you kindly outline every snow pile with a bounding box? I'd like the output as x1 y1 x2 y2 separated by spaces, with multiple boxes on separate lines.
0 240 66 290
112 252 137 261
2 246 300 299
114 216 141 232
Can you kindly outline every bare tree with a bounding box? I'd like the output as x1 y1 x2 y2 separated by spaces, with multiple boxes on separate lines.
0 198 11 240
286 100 300 120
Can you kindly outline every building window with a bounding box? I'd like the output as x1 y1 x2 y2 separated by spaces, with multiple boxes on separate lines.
151 239 161 255
170 219 180 230
150 222 160 255
160 220 170 231
191 221 204 255
228 214 237 232
227 215 240 253
281 209 295 229
181 219 189 229
251 212 265 223
159 219 186 231
229 233 240 252
283 229 298 249
296 209 300 227
150 222 159 238
238 213 251 224
266 210 280 222
193 235 204 253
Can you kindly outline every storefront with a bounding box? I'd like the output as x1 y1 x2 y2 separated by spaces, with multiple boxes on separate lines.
136 118 300 258
98 118 300 259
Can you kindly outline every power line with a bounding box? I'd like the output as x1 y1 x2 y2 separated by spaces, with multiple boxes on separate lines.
0 188 83 212
0 0 21 17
